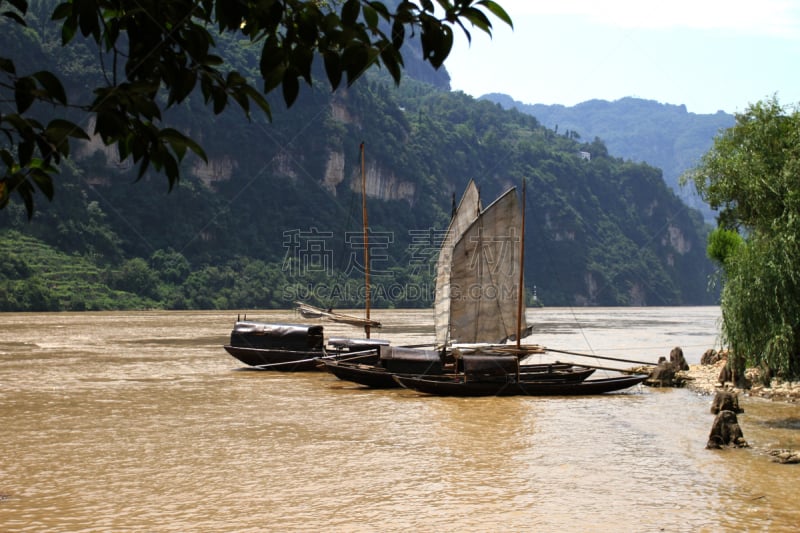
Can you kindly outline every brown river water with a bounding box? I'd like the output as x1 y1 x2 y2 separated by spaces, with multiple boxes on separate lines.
1 307 798 532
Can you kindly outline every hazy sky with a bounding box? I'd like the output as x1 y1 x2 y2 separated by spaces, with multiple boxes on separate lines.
445 0 800 114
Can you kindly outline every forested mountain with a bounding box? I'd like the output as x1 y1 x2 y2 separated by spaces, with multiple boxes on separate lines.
0 6 718 311
482 94 735 222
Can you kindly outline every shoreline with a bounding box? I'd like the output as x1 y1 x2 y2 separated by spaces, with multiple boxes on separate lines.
679 359 800 403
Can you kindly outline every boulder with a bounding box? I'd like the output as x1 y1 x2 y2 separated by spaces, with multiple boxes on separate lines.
710 391 744 414
670 346 689 371
706 410 748 449
700 349 719 365
718 364 733 385
706 391 747 450
646 361 677 387
768 449 800 464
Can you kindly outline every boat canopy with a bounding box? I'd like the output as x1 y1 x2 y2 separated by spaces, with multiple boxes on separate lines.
229 322 324 350
379 346 445 375
461 354 519 376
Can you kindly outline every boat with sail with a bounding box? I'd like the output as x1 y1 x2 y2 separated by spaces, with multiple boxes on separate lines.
392 180 649 396
321 182 596 387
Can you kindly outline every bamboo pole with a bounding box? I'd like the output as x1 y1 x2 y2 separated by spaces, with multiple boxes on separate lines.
361 142 371 339
543 347 658 366
516 179 526 351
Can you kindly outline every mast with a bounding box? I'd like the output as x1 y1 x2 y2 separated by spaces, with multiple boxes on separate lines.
360 142 371 339
516 179 527 350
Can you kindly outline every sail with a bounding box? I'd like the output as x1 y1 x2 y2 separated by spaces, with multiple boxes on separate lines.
433 181 481 345
448 187 527 344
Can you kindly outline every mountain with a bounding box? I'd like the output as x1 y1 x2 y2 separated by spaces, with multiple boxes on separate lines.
0 14 718 311
481 94 736 222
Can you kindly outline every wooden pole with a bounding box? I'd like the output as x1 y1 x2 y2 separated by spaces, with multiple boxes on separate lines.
544 347 658 366
516 179 527 350
361 142 371 339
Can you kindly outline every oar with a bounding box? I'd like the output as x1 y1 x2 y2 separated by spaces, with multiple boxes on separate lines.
543 347 658 367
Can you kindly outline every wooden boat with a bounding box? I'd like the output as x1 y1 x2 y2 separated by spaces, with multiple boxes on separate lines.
320 346 447 388
393 372 649 397
322 356 595 389
393 354 645 396
223 322 324 371
223 320 388 371
321 184 591 388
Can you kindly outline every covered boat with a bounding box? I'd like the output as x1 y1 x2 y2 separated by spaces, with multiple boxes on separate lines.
223 320 386 371
223 321 325 371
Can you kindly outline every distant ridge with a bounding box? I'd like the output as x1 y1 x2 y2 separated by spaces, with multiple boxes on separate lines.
481 94 735 222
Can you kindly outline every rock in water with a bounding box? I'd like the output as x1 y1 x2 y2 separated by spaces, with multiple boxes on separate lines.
706 391 748 449
670 346 689 371
710 391 743 414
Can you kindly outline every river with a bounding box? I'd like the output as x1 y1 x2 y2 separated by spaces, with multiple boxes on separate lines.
1 307 798 532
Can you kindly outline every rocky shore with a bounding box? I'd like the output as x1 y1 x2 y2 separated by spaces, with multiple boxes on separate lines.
666 351 800 463
678 358 800 403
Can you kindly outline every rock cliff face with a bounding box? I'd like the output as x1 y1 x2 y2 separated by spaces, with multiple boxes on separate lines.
352 158 415 204
192 156 237 186
322 151 346 193
320 149 415 203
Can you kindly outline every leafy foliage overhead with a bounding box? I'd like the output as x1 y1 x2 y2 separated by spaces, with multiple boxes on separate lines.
0 0 511 216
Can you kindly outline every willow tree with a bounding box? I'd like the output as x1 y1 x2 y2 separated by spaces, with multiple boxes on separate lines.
0 0 511 217
686 97 800 379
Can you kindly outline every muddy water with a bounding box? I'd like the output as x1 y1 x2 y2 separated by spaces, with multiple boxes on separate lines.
1 308 798 532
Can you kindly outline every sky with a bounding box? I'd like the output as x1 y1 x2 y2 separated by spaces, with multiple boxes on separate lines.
445 0 800 114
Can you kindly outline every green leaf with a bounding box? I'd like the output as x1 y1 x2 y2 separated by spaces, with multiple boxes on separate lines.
282 75 299 108
461 8 492 33
2 11 26 25
379 46 402 85
7 0 29 13
0 57 15 74
242 86 271 120
362 3 378 28
323 51 342 90
341 0 360 25
159 128 207 163
77 0 100 40
29 164 55 200
61 16 77 44
478 1 514 28
18 140 33 166
14 76 36 113
32 70 68 105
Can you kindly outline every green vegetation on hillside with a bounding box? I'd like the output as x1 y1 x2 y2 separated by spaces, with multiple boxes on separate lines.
0 4 717 311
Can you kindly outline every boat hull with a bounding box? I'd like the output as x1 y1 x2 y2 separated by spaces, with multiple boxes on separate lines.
223 345 324 371
322 360 596 389
321 360 404 388
393 374 648 397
